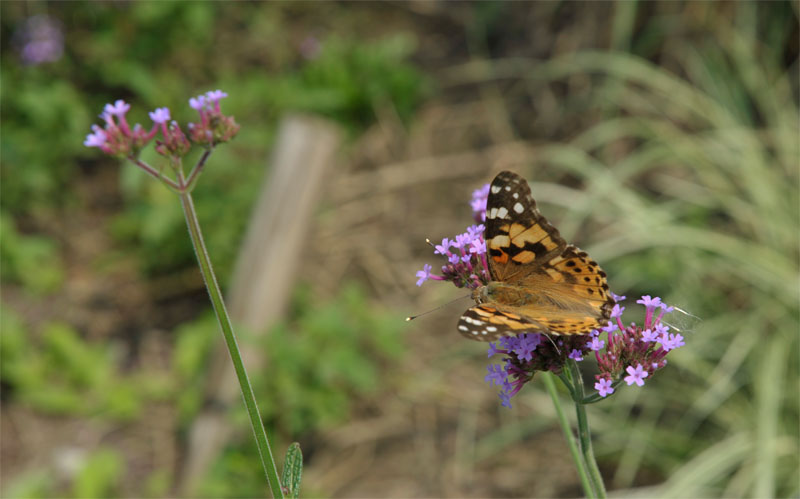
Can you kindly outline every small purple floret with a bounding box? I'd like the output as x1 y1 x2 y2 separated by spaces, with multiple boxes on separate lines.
636 295 662 308
624 364 649 386
485 364 507 387
514 333 541 360
595 378 614 397
149 107 171 124
471 184 490 222
189 95 206 110
641 328 658 342
434 238 452 255
83 127 107 148
415 264 432 286
104 100 131 117
206 89 228 102
589 337 605 351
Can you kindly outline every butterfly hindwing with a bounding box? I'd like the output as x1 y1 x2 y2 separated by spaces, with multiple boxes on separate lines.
457 305 547 341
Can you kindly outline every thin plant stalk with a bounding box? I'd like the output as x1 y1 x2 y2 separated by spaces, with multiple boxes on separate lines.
566 360 607 498
543 372 596 497
177 170 284 499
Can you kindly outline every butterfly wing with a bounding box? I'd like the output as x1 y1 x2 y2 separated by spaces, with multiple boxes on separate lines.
458 304 550 341
484 171 567 283
458 171 614 341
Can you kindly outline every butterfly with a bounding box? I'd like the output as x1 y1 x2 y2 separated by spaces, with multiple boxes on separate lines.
458 171 615 341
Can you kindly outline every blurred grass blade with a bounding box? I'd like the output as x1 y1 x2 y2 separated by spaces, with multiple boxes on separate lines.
281 442 303 499
655 433 753 498
753 333 789 498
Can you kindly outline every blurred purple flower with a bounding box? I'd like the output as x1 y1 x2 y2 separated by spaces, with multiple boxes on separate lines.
149 107 171 124
299 36 322 60
15 15 63 65
471 184 489 222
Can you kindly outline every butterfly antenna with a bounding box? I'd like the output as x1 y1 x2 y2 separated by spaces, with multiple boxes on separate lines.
663 306 701 333
543 334 561 354
406 294 471 322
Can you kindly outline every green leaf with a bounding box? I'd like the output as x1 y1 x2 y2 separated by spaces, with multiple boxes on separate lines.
280 442 303 499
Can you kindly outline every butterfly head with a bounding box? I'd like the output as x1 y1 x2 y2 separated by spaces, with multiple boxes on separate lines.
472 284 489 304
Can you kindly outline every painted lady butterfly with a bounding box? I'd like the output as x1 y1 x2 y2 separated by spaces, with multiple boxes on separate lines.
458 171 614 341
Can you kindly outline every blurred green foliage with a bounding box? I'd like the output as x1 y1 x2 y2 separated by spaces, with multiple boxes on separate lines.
71 449 124 499
174 284 404 497
0 308 171 420
0 211 64 294
255 283 404 435
2 448 124 499
173 284 404 431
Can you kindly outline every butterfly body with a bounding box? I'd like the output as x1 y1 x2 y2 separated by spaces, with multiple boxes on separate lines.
458 171 614 341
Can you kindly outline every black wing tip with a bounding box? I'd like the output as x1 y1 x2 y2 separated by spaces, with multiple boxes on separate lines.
493 170 524 184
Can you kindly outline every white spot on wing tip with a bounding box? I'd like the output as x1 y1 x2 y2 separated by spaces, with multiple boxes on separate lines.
491 185 501 194
513 202 524 214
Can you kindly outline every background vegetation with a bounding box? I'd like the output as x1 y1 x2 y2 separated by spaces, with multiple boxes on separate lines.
1 2 797 498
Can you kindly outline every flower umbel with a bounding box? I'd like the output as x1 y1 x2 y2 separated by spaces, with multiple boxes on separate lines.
84 90 239 161
83 91 239 191
187 90 240 146
591 296 683 398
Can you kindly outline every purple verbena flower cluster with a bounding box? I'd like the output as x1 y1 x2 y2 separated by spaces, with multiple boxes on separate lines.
484 294 684 407
84 90 239 159
592 295 683 396
415 185 492 290
486 332 593 407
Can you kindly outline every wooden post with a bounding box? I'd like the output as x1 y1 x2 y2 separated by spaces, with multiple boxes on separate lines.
179 114 341 494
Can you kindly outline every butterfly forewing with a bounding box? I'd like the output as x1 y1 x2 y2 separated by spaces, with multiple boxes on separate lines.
458 171 615 341
484 171 567 283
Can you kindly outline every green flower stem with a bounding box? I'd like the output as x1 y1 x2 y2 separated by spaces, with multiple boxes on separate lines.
184 148 213 191
131 157 180 190
178 172 283 499
566 360 607 499
542 372 596 498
